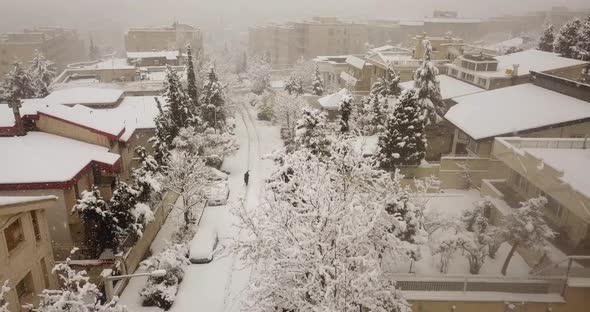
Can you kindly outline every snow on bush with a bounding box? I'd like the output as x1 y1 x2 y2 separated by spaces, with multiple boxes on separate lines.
139 244 190 310
0 281 10 312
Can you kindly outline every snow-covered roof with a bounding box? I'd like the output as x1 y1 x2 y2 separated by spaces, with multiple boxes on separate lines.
369 45 412 54
43 87 124 107
270 80 285 88
318 88 350 110
0 132 120 185
345 55 366 70
478 50 588 78
399 75 484 100
445 83 590 140
424 18 482 23
67 58 135 70
522 147 590 199
0 195 57 207
39 104 126 138
127 51 180 60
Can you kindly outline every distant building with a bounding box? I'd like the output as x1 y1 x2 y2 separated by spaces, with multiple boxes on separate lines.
125 23 203 55
0 195 57 309
0 27 85 78
445 49 589 90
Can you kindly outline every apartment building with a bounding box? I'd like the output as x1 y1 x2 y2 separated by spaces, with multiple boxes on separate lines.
125 22 203 54
0 87 161 259
249 17 369 67
445 72 590 158
0 28 85 78
0 196 57 311
445 49 588 90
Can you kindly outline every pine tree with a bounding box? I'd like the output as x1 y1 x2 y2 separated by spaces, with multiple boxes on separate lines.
573 18 590 61
371 61 401 98
311 64 324 96
28 50 55 98
163 65 190 132
295 108 331 156
500 197 555 275
378 88 426 170
248 57 271 95
284 72 304 96
73 187 121 255
414 39 443 125
538 24 555 52
109 179 139 240
185 44 200 124
132 146 162 202
339 91 353 133
0 62 36 103
151 97 174 164
554 18 582 59
200 66 226 130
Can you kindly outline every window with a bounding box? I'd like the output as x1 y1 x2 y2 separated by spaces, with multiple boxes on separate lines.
487 63 498 71
31 211 41 242
461 72 475 82
16 272 34 305
40 258 50 288
450 69 458 76
478 78 487 86
476 63 486 71
467 138 479 154
4 218 25 252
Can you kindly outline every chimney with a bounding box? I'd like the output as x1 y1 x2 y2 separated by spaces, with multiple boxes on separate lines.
512 64 519 77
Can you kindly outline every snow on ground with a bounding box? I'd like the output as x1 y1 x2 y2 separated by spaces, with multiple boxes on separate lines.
399 189 532 276
119 96 283 312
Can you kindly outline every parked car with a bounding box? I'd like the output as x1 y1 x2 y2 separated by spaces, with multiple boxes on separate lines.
189 225 219 264
205 180 230 206
207 167 228 182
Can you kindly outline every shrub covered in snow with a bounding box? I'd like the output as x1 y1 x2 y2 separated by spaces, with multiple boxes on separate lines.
0 281 10 312
139 244 190 310
294 108 332 157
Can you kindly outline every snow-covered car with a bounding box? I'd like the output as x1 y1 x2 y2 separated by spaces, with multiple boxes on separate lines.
189 225 219 264
207 167 228 182
205 180 230 206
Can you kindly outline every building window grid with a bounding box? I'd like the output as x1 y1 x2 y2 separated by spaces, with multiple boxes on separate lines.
4 218 25 252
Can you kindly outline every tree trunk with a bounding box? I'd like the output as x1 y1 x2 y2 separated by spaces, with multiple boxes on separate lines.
501 241 519 276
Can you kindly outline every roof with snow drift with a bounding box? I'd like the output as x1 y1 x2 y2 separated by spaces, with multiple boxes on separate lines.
0 132 120 189
445 83 590 140
399 75 484 100
318 88 350 110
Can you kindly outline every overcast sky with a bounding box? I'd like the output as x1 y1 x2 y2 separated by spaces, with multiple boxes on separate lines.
1 0 588 34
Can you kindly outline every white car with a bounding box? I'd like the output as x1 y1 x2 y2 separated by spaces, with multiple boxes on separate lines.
189 225 219 264
207 167 228 182
205 180 230 206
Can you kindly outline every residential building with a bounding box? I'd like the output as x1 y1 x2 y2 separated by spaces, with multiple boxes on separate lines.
366 20 403 47
126 51 184 67
125 23 203 55
0 196 57 310
313 55 351 90
492 137 590 249
422 17 483 41
445 73 590 158
0 27 85 78
445 49 589 90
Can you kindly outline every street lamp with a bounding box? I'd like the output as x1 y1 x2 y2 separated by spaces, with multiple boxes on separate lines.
102 269 167 301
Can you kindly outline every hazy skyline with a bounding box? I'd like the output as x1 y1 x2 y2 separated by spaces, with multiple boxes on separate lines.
1 0 588 35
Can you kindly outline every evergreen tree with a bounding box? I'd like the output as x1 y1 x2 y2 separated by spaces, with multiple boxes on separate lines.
554 18 582 59
284 72 304 96
109 179 139 240
338 91 353 133
311 64 324 96
295 108 331 156
371 61 401 98
163 65 190 131
0 62 36 103
378 88 426 170
132 146 162 202
413 39 443 124
573 18 590 61
151 97 174 164
73 187 121 255
200 66 226 130
28 50 55 98
185 44 200 124
538 24 555 52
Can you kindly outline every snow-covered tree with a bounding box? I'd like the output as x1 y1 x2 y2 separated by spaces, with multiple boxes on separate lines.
432 236 459 273
294 108 331 156
139 244 189 311
339 91 353 133
457 232 488 274
163 65 190 133
378 88 426 170
184 44 200 122
360 93 389 135
233 140 415 312
0 280 10 312
0 61 36 103
284 72 304 96
371 61 401 98
160 151 210 228
554 18 583 59
73 187 121 255
132 146 162 203
28 50 55 98
501 197 555 275
311 64 324 96
34 249 127 312
272 92 305 143
573 18 590 61
109 179 154 240
200 66 227 130
538 24 555 52
248 58 271 95
172 126 238 167
413 39 443 124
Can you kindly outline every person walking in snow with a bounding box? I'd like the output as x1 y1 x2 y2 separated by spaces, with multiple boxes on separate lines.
244 170 250 186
